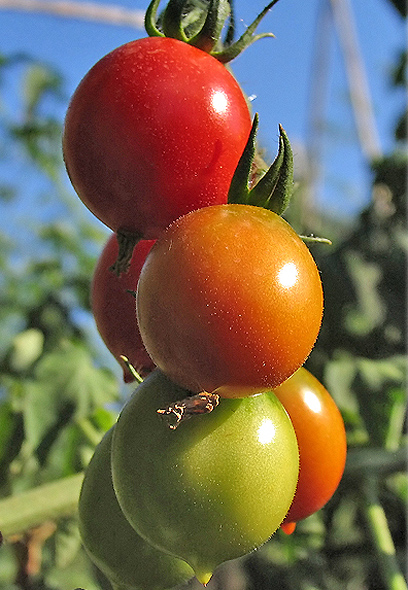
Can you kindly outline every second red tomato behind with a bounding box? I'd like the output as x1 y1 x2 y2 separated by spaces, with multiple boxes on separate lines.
91 235 155 383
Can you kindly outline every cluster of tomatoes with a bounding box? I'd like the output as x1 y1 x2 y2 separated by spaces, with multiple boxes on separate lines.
62 0 347 588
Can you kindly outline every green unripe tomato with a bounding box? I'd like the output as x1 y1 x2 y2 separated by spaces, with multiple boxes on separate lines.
78 427 194 590
111 370 299 585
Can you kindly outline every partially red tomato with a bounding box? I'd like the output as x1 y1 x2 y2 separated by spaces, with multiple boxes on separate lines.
63 37 252 240
136 204 324 398
91 236 155 382
272 367 347 530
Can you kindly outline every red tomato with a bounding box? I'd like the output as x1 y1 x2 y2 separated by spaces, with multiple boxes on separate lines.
63 37 252 239
272 367 347 529
136 204 324 398
91 236 155 382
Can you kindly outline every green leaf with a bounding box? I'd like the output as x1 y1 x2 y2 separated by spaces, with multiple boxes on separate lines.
9 328 44 371
0 401 24 482
54 517 82 569
22 379 62 456
40 422 90 480
90 406 118 433
33 341 119 420
356 355 407 390
354 356 407 447
144 0 279 62
188 0 231 53
23 63 62 118
326 354 407 448
45 546 103 590
324 355 364 423
14 342 119 462
343 252 385 336
213 0 278 63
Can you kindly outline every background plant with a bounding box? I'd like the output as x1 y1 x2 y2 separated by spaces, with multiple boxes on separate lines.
0 1 406 589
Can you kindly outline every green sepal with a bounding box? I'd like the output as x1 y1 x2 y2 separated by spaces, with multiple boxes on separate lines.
248 123 294 214
188 0 231 54
144 0 164 37
299 234 333 245
145 0 226 43
212 0 279 64
144 0 280 63
228 113 260 205
228 115 294 215
162 0 204 43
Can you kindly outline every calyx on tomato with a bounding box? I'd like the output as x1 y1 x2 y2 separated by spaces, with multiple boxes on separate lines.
145 0 281 63
229 115 332 245
229 114 294 215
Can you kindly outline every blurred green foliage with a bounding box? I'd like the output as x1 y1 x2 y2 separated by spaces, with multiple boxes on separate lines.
0 9 406 590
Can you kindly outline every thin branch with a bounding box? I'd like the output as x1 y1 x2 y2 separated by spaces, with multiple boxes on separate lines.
0 473 83 538
329 0 382 161
0 0 145 28
363 476 408 590
303 0 333 229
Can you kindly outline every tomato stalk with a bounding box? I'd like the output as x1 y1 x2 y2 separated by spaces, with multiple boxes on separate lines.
109 228 143 276
145 0 281 63
119 355 144 384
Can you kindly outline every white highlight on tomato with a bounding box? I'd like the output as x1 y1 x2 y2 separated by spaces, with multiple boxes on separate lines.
257 418 276 445
277 262 298 289
303 389 322 414
211 90 229 114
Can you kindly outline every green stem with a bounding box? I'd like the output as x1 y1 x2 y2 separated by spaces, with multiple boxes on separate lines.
385 395 407 452
76 417 104 447
119 355 144 384
0 473 83 538
345 446 407 476
362 476 407 590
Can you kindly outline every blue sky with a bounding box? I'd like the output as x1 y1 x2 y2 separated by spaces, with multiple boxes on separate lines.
0 0 405 223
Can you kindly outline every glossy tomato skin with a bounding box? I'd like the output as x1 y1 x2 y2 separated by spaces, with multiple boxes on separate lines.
272 367 347 525
111 370 299 585
91 236 155 382
62 37 252 238
136 204 324 398
78 427 194 590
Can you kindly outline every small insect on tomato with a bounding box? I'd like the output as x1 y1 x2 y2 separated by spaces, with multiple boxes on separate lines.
157 391 220 430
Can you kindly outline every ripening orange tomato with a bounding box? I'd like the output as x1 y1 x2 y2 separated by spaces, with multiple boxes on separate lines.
272 367 347 530
136 204 324 398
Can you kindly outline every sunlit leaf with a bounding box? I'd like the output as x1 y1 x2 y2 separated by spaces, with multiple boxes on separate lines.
9 328 44 371
22 62 63 118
